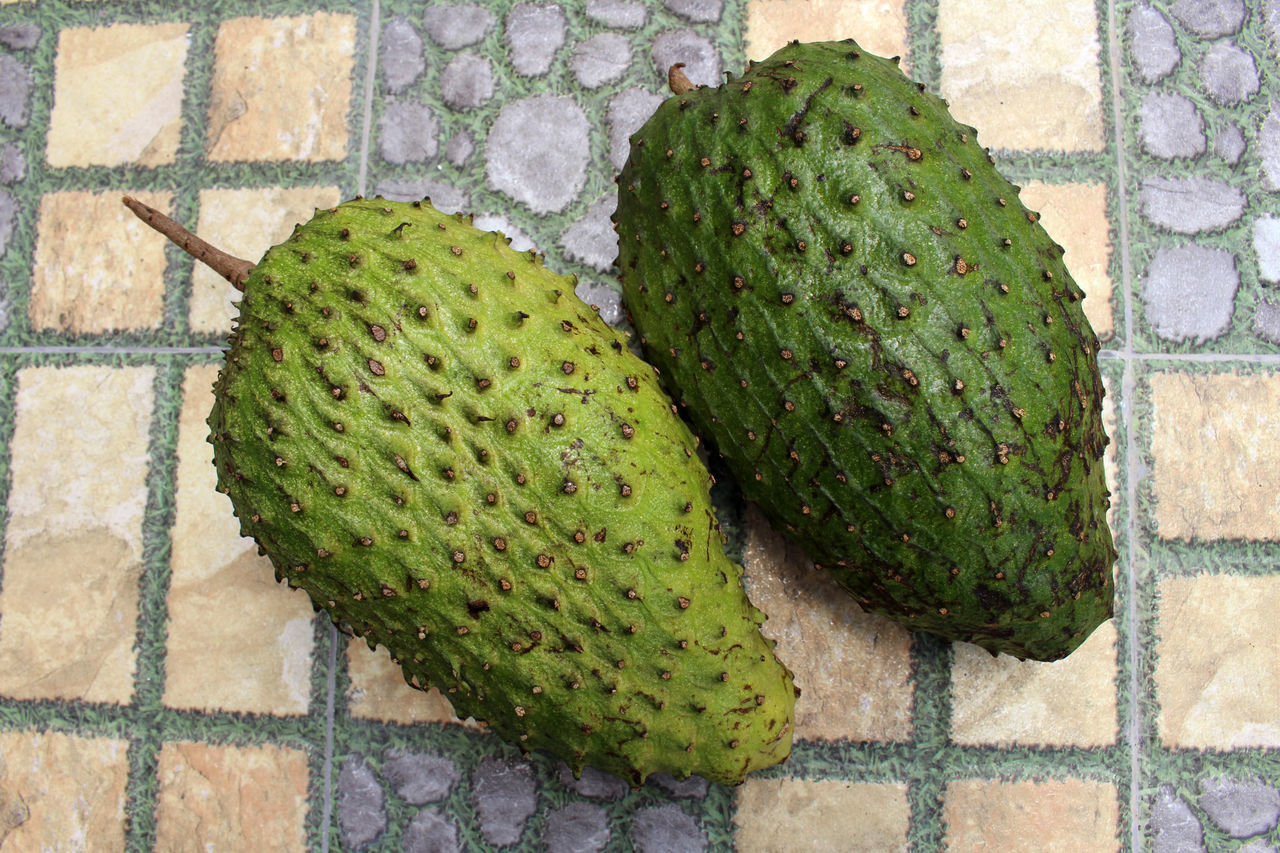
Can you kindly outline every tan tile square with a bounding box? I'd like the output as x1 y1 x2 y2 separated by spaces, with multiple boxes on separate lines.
155 742 308 852
163 365 316 716
189 186 342 335
346 640 485 730
746 1 908 64
31 190 170 334
938 0 1104 152
46 23 189 168
0 366 152 703
1018 182 1114 340
207 14 355 162
0 730 129 852
1156 574 1280 749
951 620 1118 747
1151 371 1280 541
742 509 914 743
735 778 909 852
944 779 1120 852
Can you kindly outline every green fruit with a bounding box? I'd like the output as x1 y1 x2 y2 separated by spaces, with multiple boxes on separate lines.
131 196 795 785
615 41 1116 661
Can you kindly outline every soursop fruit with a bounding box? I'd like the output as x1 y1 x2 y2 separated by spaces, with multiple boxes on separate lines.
125 196 795 785
615 41 1116 661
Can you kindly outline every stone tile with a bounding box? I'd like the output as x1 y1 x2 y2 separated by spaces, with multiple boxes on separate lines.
741 509 914 743
1018 182 1114 340
346 640 485 730
1150 371 1280 541
944 779 1120 852
734 778 910 852
46 23 189 168
938 0 1104 152
0 366 152 703
745 0 908 63
207 14 355 162
189 186 341 335
0 730 129 852
1155 574 1280 749
31 190 170 334
163 365 316 716
154 742 309 852
951 620 1118 747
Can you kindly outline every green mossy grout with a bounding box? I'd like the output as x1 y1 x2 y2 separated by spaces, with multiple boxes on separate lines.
905 631 951 851
903 0 943 93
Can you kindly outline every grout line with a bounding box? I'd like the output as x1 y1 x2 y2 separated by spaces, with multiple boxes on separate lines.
356 0 381 200
0 346 224 355
321 622 339 853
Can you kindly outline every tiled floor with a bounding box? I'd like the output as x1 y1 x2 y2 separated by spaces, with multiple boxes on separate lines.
0 0 1276 850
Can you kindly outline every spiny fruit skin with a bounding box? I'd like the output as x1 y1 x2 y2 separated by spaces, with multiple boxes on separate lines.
615 41 1116 661
208 198 795 785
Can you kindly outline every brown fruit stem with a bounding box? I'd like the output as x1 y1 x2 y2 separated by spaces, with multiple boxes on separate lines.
122 195 254 292
668 63 696 95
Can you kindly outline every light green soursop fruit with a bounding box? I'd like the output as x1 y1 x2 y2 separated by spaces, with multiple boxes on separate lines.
125 196 795 785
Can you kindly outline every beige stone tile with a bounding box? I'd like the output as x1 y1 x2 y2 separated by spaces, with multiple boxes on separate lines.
0 366 152 703
951 620 1117 747
190 186 342 335
1156 574 1280 749
735 778 909 852
155 742 308 852
207 14 355 162
741 508 914 743
1151 371 1280 541
346 640 485 730
745 0 908 64
937 0 1104 152
163 365 316 715
1018 182 1114 340
0 730 129 852
944 778 1120 852
31 190 170 334
46 23 189 168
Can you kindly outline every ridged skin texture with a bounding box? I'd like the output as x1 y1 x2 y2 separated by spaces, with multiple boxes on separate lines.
208 198 795 785
616 41 1116 661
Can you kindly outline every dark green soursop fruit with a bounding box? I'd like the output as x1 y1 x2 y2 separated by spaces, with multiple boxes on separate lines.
615 41 1116 661
124 196 795 784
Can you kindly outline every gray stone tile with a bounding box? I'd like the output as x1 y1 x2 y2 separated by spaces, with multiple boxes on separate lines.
486 94 590 214
424 4 494 50
401 809 461 853
1139 92 1205 159
559 195 618 273
572 33 633 89
1140 177 1245 234
587 1 647 29
381 16 425 92
1169 0 1244 37
1214 122 1245 164
0 54 30 129
1199 42 1259 105
545 802 610 853
1129 5 1180 84
1142 244 1239 343
1197 777 1280 839
337 755 387 851
664 0 724 23
382 751 460 805
631 804 707 853
440 52 494 109
608 88 664 170
1150 786 1205 853
472 757 537 847
557 761 629 800
379 101 439 164
651 30 721 88
1256 217 1280 284
507 3 567 77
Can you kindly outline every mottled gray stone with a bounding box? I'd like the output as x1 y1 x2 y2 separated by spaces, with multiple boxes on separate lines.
382 751 459 805
381 16 425 92
0 142 22 183
1257 217 1280 283
486 94 590 214
1215 122 1246 164
1255 300 1280 344
337 756 386 851
664 0 724 22
559 195 617 273
0 188 15 258
401 809 460 853
1140 177 1245 234
373 178 470 214
652 31 721 88
0 23 39 50
472 757 537 847
1142 244 1238 343
1139 92 1205 159
649 773 711 800
507 4 566 77
1150 786 1206 853
445 131 475 166
608 88 663 170
379 101 438 164
631 804 707 853
1267 1 1280 45
545 802 610 853
556 760 628 799
1198 777 1280 838
1238 842 1278 853
0 54 30 129
1129 6 1180 84
587 0 646 29
472 214 537 253
572 34 632 89
440 52 494 109
424 4 493 49
1200 42 1259 104
575 281 623 326
1170 0 1244 37
1263 105 1280 191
